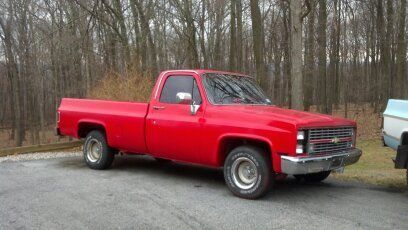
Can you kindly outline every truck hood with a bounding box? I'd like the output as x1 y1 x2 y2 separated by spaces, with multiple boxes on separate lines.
217 105 356 128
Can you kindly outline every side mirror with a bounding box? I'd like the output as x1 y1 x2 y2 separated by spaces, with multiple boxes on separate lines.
190 101 200 115
176 92 192 104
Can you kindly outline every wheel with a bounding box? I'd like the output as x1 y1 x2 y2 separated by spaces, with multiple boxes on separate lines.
154 157 172 163
223 146 272 199
294 171 331 183
83 130 115 170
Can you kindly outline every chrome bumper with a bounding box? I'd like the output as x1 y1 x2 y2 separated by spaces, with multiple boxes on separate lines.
281 148 362 175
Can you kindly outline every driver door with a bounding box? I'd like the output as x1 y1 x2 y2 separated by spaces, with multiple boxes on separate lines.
146 75 204 163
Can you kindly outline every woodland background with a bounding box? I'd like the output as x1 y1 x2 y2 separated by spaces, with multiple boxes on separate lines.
0 0 406 148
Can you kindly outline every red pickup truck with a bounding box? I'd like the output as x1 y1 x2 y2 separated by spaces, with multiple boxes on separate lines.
57 69 362 199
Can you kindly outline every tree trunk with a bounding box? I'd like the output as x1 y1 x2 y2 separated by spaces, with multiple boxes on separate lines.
304 0 315 111
229 0 237 71
134 0 158 76
329 0 340 110
376 0 387 110
281 2 291 106
236 0 243 71
317 0 328 113
386 0 395 101
199 0 208 68
396 0 407 98
289 0 303 110
250 0 267 91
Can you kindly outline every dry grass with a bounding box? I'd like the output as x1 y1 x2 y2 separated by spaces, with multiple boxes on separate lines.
89 68 154 102
0 127 71 149
333 139 407 189
331 104 383 140
308 103 383 140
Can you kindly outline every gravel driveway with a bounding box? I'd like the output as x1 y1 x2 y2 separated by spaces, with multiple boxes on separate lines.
0 152 407 230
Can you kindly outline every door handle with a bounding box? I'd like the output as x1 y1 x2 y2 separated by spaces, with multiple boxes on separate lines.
153 106 165 110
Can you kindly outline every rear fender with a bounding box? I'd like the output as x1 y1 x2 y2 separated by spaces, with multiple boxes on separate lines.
77 119 110 143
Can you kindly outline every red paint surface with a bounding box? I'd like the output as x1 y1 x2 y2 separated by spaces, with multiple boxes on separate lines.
58 69 356 172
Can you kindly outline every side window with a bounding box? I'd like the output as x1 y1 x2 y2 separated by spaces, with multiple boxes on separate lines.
160 76 202 104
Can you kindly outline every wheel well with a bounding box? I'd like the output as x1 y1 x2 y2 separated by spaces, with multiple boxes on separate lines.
77 122 106 138
218 137 272 166
401 132 408 145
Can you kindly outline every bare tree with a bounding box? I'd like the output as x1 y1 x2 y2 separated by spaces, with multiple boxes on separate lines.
317 0 328 113
396 0 407 98
304 0 315 111
250 0 267 91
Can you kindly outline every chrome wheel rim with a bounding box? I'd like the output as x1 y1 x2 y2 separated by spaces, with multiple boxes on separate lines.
86 139 102 163
231 157 258 189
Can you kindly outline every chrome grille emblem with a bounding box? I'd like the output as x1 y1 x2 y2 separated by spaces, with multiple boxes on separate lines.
331 137 340 144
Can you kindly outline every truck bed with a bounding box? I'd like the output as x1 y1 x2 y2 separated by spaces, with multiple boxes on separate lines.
58 98 149 153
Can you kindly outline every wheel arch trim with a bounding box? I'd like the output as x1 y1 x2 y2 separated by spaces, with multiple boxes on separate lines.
215 133 274 166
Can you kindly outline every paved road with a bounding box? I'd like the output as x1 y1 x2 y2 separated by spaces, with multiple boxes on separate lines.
0 154 407 230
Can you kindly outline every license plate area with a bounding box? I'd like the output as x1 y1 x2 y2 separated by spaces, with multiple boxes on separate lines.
330 157 344 169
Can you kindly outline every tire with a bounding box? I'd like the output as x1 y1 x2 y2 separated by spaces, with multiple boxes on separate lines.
294 171 331 183
223 146 272 199
83 130 114 170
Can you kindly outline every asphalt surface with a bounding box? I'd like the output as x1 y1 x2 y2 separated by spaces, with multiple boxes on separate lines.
0 154 407 230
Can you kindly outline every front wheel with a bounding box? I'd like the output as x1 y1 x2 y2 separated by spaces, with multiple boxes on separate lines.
224 146 272 199
83 130 115 170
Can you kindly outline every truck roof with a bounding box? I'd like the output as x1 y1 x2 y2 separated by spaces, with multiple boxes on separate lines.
160 69 252 77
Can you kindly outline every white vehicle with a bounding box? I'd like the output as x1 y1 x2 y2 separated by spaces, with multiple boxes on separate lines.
382 99 408 185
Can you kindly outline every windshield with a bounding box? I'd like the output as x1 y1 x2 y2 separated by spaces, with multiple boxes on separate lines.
202 73 271 105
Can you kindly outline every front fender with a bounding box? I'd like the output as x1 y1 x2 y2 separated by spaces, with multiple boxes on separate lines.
215 133 280 170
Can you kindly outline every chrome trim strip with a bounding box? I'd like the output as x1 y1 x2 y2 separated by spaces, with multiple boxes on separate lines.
154 71 167 99
154 70 200 99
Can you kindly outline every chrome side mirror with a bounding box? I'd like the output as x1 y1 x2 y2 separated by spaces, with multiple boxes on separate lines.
176 92 192 104
190 101 200 115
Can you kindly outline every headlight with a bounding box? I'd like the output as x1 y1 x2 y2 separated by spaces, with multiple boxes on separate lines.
351 128 357 147
296 144 304 154
296 130 307 154
297 131 305 140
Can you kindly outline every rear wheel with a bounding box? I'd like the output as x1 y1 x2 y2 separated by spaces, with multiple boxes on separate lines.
295 171 331 183
223 146 272 199
83 130 114 170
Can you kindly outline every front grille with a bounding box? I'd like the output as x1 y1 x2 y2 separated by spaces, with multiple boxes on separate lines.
308 127 354 154
309 127 354 140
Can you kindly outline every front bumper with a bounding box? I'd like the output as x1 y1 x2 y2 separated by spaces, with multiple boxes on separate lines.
281 148 362 175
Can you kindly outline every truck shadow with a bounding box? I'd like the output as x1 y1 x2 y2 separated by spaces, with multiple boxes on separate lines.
113 155 369 195
112 155 226 186
59 155 404 199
